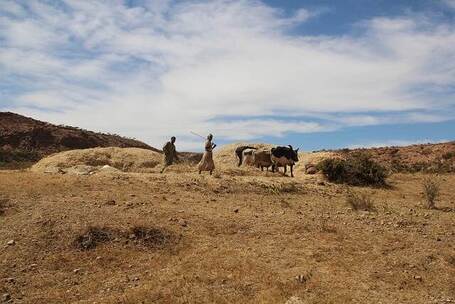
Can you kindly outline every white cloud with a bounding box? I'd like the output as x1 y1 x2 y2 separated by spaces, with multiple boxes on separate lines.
0 0 454 150
442 0 455 9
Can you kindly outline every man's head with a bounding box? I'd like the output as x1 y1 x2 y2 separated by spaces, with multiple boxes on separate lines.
207 134 213 140
171 136 176 143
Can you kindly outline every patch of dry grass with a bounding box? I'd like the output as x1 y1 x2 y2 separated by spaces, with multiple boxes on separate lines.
0 170 453 304
422 176 441 209
345 188 376 211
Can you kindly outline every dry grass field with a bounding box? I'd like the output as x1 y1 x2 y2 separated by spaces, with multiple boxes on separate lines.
0 146 454 304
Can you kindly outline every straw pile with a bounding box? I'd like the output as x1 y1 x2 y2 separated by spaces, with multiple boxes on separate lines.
31 147 162 174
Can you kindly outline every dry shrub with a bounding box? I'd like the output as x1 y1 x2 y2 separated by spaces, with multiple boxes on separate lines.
422 176 440 209
318 153 387 186
129 226 175 249
346 189 376 212
74 227 115 250
73 225 177 251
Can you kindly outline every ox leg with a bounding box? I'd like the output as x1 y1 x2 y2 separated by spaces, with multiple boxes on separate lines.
284 165 287 175
290 165 294 177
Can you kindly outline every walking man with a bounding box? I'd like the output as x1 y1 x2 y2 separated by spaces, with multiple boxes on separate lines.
160 136 179 173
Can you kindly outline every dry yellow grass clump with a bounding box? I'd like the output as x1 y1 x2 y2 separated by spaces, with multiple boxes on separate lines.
31 147 162 174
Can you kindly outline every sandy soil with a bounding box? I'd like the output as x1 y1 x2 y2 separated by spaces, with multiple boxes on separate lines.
0 164 454 304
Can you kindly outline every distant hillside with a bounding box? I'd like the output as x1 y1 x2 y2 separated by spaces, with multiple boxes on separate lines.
337 141 455 173
0 112 159 167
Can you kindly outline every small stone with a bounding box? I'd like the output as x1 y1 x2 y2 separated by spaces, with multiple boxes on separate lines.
29 264 37 268
73 268 81 274
96 256 102 260
6 240 15 246
179 219 188 227
105 200 116 206
317 181 325 185
306 166 317 174
414 275 422 281
233 208 239 213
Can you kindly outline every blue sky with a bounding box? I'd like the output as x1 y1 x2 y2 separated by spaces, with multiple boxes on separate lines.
1 0 454 151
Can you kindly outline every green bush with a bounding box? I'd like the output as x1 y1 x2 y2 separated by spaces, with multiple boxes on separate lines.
442 151 455 160
317 153 387 186
0 149 39 163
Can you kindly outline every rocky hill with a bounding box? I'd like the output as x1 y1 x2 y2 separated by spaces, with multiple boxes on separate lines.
336 141 455 173
0 112 158 167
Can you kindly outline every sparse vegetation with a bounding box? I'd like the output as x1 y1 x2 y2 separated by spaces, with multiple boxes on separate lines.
74 226 115 250
0 162 454 304
129 226 175 249
345 189 376 211
317 153 387 186
442 151 455 160
422 176 440 209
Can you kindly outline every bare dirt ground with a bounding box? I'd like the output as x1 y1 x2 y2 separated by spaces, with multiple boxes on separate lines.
0 162 454 303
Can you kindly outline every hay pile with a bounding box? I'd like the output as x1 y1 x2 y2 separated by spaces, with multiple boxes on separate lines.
31 147 162 174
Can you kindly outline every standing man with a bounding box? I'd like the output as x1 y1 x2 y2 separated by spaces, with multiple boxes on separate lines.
197 134 216 175
160 136 179 173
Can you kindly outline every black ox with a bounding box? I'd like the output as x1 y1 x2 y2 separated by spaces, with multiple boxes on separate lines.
271 145 299 177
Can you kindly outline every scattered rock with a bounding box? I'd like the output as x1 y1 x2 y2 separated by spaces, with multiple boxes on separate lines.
105 200 116 206
73 268 81 274
233 208 239 213
305 166 318 174
6 240 15 246
99 165 121 173
317 181 325 186
414 275 423 281
178 219 188 227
